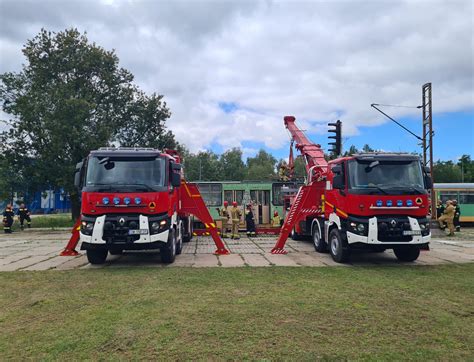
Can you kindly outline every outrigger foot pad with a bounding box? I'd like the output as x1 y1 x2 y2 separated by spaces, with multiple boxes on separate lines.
60 249 80 256
214 248 230 255
271 248 288 255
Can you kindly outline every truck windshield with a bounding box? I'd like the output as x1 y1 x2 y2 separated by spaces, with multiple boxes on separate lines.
85 156 166 191
347 159 425 195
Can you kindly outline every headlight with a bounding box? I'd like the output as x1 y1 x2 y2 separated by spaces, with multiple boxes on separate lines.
151 221 160 232
124 197 131 205
102 197 110 205
134 197 141 205
81 221 94 235
357 224 366 233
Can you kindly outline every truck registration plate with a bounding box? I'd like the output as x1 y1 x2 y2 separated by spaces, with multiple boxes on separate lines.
402 230 421 236
128 229 149 235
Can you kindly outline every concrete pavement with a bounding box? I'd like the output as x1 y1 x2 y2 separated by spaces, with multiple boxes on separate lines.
0 230 473 271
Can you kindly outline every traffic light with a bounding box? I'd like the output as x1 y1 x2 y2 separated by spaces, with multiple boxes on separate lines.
328 120 342 156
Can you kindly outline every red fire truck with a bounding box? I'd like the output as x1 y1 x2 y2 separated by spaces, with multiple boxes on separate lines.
61 147 229 264
272 116 432 263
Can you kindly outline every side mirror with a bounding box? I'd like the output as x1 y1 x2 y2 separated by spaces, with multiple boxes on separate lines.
74 161 84 189
424 175 433 189
171 163 182 187
333 175 344 190
74 172 81 188
424 166 431 174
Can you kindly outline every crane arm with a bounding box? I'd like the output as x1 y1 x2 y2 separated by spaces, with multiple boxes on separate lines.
284 116 328 176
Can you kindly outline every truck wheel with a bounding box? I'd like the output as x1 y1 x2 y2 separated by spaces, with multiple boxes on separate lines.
182 217 193 243
394 247 420 262
291 227 301 241
312 223 327 253
329 229 350 263
86 249 108 264
161 229 176 264
176 223 184 255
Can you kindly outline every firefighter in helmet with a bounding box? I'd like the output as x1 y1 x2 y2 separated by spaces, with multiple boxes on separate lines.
452 199 461 231
438 200 455 236
272 210 281 227
3 203 15 233
278 161 289 181
230 201 242 239
217 201 230 238
18 203 32 230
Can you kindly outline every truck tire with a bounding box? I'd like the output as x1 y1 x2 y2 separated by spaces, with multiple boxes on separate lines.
394 247 420 262
161 228 176 264
176 223 184 255
291 227 301 241
312 223 327 253
183 217 193 243
86 249 108 264
329 228 350 263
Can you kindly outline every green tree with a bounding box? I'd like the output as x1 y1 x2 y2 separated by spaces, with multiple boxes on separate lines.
246 149 277 180
457 155 473 182
0 28 174 218
183 151 221 181
219 148 245 181
433 160 462 183
343 145 359 156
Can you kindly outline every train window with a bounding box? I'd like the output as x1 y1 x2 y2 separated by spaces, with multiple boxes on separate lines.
272 184 284 206
197 183 222 206
439 192 458 203
235 190 244 205
459 192 474 204
224 191 233 204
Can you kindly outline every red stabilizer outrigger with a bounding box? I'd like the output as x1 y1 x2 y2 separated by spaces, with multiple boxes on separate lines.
180 180 230 255
60 219 81 256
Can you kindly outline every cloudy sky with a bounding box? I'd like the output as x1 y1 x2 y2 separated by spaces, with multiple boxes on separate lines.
0 0 473 161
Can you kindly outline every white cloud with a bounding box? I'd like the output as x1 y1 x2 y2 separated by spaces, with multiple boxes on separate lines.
0 0 472 152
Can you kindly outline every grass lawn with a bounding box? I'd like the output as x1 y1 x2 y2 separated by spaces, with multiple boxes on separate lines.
1 265 473 360
7 214 74 231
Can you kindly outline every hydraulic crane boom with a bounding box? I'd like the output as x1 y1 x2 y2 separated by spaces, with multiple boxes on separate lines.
284 116 328 179
272 116 327 254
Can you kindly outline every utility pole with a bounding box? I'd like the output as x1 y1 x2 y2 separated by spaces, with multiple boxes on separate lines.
421 83 435 216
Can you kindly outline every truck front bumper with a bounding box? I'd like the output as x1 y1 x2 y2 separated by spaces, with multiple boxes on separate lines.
80 214 170 248
346 216 430 245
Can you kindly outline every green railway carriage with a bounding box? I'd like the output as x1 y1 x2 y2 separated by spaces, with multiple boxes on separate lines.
434 183 474 223
195 181 300 227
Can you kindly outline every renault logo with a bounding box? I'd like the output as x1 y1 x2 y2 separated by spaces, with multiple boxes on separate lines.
390 219 397 228
119 217 125 226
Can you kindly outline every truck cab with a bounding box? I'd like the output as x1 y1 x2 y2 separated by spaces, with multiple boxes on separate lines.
74 147 192 264
317 153 432 262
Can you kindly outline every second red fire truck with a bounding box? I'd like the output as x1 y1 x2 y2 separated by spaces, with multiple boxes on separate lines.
272 116 432 263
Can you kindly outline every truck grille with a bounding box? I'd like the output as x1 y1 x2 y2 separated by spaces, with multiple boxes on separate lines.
377 217 412 242
103 215 140 243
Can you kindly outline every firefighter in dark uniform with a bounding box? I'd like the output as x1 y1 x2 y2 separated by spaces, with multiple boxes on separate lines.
452 200 461 232
245 204 256 237
18 203 32 230
3 204 15 233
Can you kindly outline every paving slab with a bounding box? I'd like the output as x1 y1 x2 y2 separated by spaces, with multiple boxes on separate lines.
193 254 219 267
287 252 326 266
23 256 70 271
0 255 55 271
265 254 301 267
55 255 89 270
242 254 271 267
218 254 245 267
168 254 196 267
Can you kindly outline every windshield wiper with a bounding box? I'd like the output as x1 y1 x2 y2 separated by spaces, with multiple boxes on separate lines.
382 184 425 194
114 183 156 191
368 185 389 195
